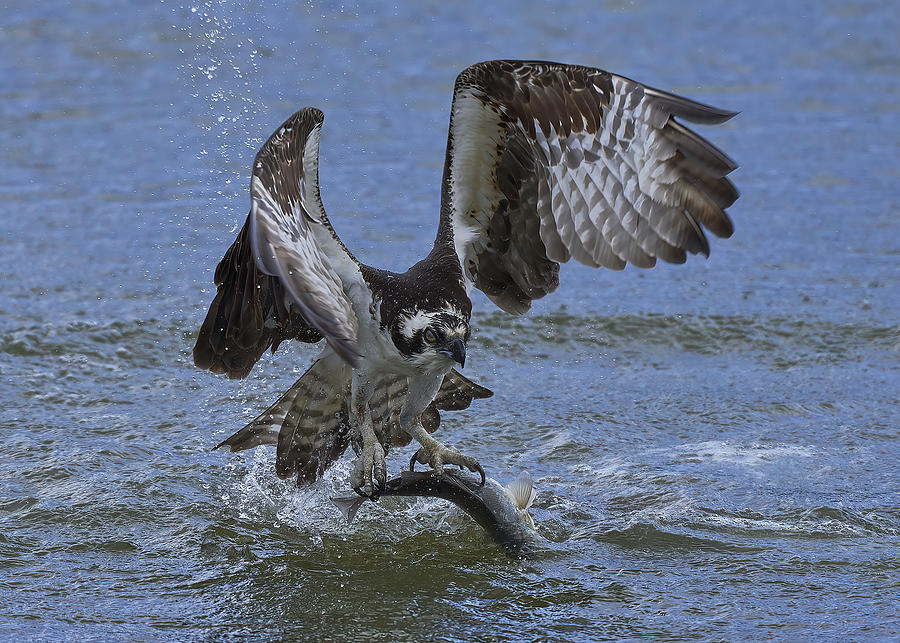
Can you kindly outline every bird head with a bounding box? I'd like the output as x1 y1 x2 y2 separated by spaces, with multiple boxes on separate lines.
393 308 470 370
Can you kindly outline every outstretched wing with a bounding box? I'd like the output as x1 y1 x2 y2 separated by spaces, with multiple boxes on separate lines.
194 108 364 377
439 60 739 314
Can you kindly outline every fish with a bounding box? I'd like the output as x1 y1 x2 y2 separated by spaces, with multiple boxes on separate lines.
331 470 543 557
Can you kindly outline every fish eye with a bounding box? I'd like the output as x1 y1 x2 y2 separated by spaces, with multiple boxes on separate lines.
424 328 437 343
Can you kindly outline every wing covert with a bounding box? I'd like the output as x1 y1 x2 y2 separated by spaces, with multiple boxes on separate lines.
439 60 739 314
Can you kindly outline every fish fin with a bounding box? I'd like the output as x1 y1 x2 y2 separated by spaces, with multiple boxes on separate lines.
507 471 536 510
331 495 366 523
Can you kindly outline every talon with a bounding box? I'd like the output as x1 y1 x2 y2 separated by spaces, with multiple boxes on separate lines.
350 436 386 499
409 439 484 484
473 461 486 486
352 484 381 501
409 447 430 473
453 454 486 485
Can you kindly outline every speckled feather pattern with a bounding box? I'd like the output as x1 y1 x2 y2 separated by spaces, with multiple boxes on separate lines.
218 349 492 486
197 60 736 486
440 60 738 314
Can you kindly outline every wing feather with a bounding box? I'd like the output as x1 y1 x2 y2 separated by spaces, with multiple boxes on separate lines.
194 108 364 375
193 216 323 379
248 109 363 365
438 60 739 314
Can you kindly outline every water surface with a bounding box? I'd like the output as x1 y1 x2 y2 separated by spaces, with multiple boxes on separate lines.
1 0 898 640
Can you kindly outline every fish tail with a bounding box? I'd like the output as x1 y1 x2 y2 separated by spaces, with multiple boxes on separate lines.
331 494 367 523
506 471 536 509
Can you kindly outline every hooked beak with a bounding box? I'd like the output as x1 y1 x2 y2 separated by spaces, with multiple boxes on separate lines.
440 338 466 368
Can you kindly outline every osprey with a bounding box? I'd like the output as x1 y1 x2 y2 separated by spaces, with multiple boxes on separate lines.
193 60 739 496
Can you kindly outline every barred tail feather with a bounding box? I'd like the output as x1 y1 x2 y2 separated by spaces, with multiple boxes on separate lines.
214 422 278 452
214 350 352 486
274 351 352 485
216 353 493 486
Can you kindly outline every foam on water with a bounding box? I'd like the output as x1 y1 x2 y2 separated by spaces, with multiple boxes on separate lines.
673 440 817 466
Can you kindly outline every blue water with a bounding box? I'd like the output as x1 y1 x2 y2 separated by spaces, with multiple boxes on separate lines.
1 0 898 640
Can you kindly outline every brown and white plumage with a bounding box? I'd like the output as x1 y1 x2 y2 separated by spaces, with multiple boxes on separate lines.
216 352 491 485
194 108 363 377
440 60 738 314
194 60 738 493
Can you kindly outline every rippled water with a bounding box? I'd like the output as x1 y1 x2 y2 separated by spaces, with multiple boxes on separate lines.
2 0 899 640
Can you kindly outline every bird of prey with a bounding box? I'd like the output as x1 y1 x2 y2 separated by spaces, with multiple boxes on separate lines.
193 60 739 496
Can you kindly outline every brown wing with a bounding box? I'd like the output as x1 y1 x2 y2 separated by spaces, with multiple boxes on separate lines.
193 215 323 379
439 60 739 314
194 108 364 379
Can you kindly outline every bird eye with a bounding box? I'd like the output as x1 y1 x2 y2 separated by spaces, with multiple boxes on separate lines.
424 328 437 343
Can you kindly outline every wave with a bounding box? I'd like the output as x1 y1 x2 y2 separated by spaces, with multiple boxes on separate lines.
472 311 900 366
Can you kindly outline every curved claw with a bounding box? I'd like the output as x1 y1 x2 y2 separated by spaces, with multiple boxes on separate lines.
473 461 486 487
408 445 485 486
353 479 384 501
409 449 422 473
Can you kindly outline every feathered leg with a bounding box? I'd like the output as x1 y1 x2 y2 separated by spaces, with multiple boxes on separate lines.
402 373 484 484
348 373 386 497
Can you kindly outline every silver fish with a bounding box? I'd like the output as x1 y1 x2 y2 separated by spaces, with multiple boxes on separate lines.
332 470 542 557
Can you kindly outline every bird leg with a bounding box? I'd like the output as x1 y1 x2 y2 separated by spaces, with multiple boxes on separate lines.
407 425 485 485
348 375 386 497
402 373 485 485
